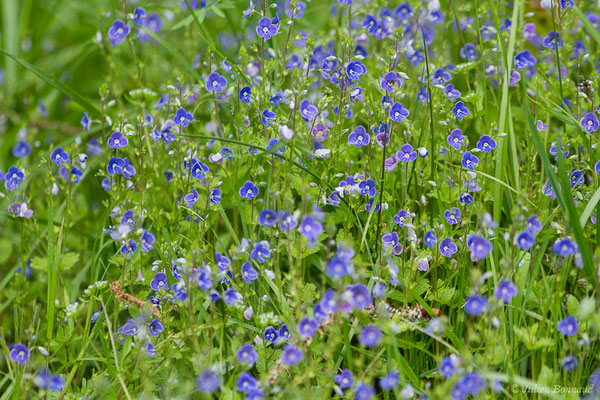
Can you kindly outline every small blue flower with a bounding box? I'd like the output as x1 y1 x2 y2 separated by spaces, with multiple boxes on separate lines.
173 108 193 127
461 151 479 170
51 147 70 166
516 230 535 250
354 383 375 400
557 315 578 337
256 17 278 39
439 237 457 257
464 295 489 316
108 20 130 46
250 241 271 263
239 86 252 103
236 343 258 366
239 181 259 200
476 134 496 153
453 101 470 121
150 272 169 290
389 102 409 122
493 280 518 303
264 326 279 343
348 125 370 147
9 344 29 365
108 131 128 149
148 319 164 337
261 109 276 126
358 325 381 347
280 344 303 366
335 369 354 390
206 72 227 92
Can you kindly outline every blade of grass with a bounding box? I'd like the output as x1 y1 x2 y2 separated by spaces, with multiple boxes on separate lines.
0 49 102 118
521 82 598 291
1 0 18 97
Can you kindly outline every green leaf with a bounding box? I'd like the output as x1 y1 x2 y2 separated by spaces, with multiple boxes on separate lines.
32 252 79 272
0 49 102 118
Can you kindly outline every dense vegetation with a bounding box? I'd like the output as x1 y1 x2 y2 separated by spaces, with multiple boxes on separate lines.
1 0 600 398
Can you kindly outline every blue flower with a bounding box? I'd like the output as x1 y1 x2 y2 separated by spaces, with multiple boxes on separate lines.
281 344 303 366
557 315 578 337
250 241 271 263
239 181 259 200
444 207 461 225
241 261 258 284
297 317 318 339
447 128 465 150
224 288 242 306
459 192 473 205
516 230 535 250
580 112 599 133
141 230 155 252
346 61 367 81
451 372 485 400
358 325 381 347
51 147 70 166
13 141 31 158
150 272 169 290
191 161 209 180
543 31 562 50
236 343 258 366
380 71 402 92
445 84 461 101
459 43 477 60
326 256 349 280
236 372 258 394
9 344 29 365
461 151 479 170
379 370 399 390
393 209 411 227
299 214 323 245
256 17 278 39
108 20 130 46
464 295 489 316
389 102 409 122
108 131 128 149
239 86 252 103
300 100 318 122
145 342 156 357
196 370 220 394
424 230 438 249
552 237 578 257
467 234 492 261
439 237 457 258
120 239 137 255
279 324 291 341
494 280 518 303
348 125 370 147
526 214 542 234
117 319 139 337
397 144 417 162
133 7 146 25
206 72 227 92
335 369 354 390
453 101 470 120
476 135 496 153
148 319 164 337
264 326 279 343
184 188 199 207
210 188 222 204
261 109 276 126
81 112 91 132
439 355 460 379
5 167 24 190
561 356 578 372
173 108 193 128
34 369 65 392
354 383 375 400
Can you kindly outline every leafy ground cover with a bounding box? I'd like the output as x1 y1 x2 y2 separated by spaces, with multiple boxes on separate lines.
1 0 600 398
